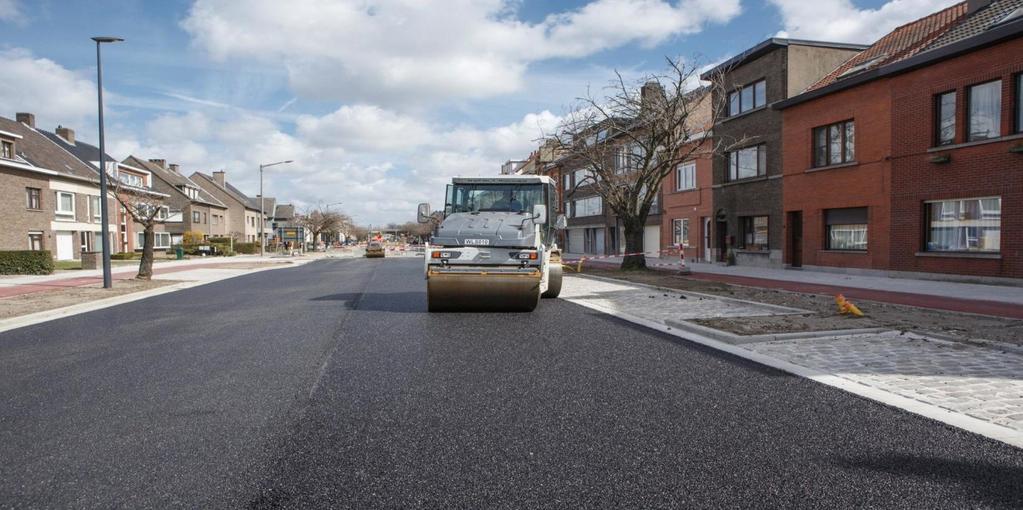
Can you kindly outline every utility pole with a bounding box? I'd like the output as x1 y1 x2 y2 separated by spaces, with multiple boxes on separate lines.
258 160 293 257
92 36 124 289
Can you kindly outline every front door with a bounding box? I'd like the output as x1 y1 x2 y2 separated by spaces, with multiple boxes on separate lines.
703 217 711 262
55 232 74 260
789 211 803 268
716 221 727 262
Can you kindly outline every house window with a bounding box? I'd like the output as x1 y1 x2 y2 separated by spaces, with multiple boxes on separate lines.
137 232 171 250
675 162 696 191
967 80 1001 142
925 197 1000 253
672 218 689 247
572 196 602 217
740 216 769 250
192 211 201 223
28 232 43 251
90 196 102 221
212 214 219 225
615 143 645 173
119 172 144 188
935 91 957 146
55 191 75 217
1016 74 1022 134
727 145 767 181
563 173 571 191
1 140 13 159
26 188 41 210
813 120 855 167
825 207 868 251
573 168 590 187
728 79 766 116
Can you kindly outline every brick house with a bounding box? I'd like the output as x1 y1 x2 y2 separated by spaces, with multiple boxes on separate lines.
0 113 117 260
701 39 866 267
659 88 715 263
40 125 170 253
775 3 969 273
122 156 228 244
889 0 1023 280
191 171 262 242
776 0 1022 281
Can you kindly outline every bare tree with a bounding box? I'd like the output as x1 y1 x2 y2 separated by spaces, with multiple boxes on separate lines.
298 208 347 250
109 177 168 280
549 58 722 270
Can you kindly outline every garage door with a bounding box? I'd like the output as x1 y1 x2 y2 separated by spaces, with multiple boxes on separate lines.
643 225 660 256
55 232 74 261
568 228 584 254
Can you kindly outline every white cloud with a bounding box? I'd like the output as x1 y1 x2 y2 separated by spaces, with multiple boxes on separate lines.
770 0 961 43
0 48 96 131
0 0 25 25
182 0 741 106
296 105 433 151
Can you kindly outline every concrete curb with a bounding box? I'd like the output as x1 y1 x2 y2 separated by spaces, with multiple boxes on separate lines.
662 318 888 345
565 295 1023 450
570 273 809 316
0 260 310 335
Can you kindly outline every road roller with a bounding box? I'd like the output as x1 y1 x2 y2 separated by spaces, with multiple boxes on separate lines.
417 175 567 312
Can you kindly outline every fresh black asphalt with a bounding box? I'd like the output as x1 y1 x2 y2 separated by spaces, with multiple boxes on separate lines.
1 257 1021 508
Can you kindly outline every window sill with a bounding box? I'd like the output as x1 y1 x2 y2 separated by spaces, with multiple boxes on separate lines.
805 161 859 173
719 105 769 124
671 188 698 194
734 249 770 255
720 175 769 187
819 249 868 254
26 208 43 212
927 133 1023 153
915 251 1000 260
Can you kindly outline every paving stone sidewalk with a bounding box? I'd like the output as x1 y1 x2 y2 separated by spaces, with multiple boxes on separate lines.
563 275 1023 437
749 332 1023 432
560 275 803 321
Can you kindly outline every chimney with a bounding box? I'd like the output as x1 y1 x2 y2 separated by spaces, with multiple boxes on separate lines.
213 170 226 187
168 163 180 173
16 112 35 128
640 81 666 115
56 126 75 145
148 158 166 169
967 0 992 14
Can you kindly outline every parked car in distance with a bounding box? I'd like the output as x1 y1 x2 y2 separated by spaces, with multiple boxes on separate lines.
365 241 385 258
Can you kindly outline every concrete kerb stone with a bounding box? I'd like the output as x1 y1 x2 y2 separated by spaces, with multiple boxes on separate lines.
662 318 890 345
572 273 810 316
564 295 1023 450
0 260 311 335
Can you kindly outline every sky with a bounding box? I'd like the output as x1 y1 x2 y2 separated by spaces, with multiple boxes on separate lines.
0 0 959 225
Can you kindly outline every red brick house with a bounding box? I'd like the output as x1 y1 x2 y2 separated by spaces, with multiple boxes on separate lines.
777 0 1022 281
889 0 1023 279
659 89 715 263
776 2 968 273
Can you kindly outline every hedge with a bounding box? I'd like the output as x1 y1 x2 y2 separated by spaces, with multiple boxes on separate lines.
233 242 259 254
111 252 141 260
0 250 55 275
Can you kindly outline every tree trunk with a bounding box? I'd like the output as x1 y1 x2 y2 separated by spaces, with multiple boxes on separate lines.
137 225 155 280
620 219 646 270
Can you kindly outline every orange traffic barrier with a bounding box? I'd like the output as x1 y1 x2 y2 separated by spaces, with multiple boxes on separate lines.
835 294 865 317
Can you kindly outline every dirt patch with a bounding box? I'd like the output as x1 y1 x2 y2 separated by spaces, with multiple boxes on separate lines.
580 267 1023 346
0 279 179 320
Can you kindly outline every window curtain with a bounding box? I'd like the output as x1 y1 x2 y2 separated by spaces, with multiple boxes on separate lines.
969 81 1001 141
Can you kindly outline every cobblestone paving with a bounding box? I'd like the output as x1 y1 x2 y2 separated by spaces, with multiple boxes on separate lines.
562 275 803 321
749 332 1023 432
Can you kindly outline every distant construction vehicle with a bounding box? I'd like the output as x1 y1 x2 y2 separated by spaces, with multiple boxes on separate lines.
417 175 567 312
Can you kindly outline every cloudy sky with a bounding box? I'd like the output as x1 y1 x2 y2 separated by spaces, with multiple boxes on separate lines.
0 0 957 225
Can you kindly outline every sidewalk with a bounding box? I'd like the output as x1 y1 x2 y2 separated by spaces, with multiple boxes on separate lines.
0 255 306 299
563 253 1023 319
561 274 1023 448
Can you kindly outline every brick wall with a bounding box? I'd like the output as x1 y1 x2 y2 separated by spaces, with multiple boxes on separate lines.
661 139 714 262
0 166 51 251
781 78 893 271
889 36 1023 279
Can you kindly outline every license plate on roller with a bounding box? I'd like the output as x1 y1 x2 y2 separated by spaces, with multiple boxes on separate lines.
463 239 490 246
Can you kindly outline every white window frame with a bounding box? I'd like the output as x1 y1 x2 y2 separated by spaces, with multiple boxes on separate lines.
672 218 689 247
137 231 171 250
1 140 13 159
28 231 43 251
90 196 102 221
55 191 75 217
675 162 696 191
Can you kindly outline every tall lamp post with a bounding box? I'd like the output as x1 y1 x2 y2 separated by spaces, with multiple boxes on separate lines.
259 160 293 257
93 36 124 289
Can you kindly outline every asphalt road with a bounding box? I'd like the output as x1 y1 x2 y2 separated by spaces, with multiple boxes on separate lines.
1 257 1022 508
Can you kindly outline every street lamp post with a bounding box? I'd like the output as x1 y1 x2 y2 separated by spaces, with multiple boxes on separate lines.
92 36 124 289
259 160 293 257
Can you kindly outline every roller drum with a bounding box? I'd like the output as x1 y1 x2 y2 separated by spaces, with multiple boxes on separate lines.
427 270 541 312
